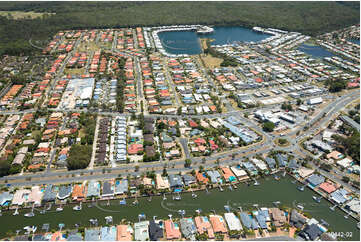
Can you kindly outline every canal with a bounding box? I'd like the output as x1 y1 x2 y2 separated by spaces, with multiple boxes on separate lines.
157 26 271 55
297 43 337 59
0 175 359 240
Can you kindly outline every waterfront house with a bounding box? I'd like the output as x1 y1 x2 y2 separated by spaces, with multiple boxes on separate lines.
168 174 184 190
156 174 170 190
299 224 323 241
134 221 150 241
0 191 13 206
254 209 269 230
102 180 115 198
209 214 228 234
87 180 100 198
149 220 164 241
180 218 197 240
101 226 117 241
224 213 243 231
57 184 72 200
330 188 351 204
72 184 85 201
194 216 214 239
306 174 325 188
85 228 101 241
290 209 307 228
318 181 337 194
28 186 43 206
240 212 259 230
207 170 221 184
269 208 287 227
42 184 57 203
230 166 249 181
67 232 83 241
182 174 196 186
242 162 258 176
220 167 237 183
344 198 360 215
264 157 277 170
195 171 209 184
251 158 269 173
115 179 128 195
164 219 181 240
116 225 133 241
275 154 288 168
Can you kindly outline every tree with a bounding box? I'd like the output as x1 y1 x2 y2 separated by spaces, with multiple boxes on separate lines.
184 159 192 168
296 99 302 105
263 121 275 132
342 176 350 183
66 144 92 170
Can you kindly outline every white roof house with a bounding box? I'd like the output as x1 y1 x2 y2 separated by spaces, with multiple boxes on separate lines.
224 213 243 231
307 97 323 105
336 157 353 168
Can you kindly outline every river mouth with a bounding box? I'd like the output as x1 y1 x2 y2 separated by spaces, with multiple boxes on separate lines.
0 175 358 240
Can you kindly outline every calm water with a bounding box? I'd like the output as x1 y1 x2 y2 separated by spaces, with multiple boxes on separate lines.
298 43 336 59
157 26 271 55
0 175 359 240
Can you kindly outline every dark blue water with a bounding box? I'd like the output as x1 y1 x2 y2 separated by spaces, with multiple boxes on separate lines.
157 26 271 55
348 38 360 45
298 43 336 59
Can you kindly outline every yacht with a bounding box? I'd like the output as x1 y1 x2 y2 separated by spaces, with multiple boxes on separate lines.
24 212 35 217
254 180 260 186
297 186 305 191
173 193 181 201
39 210 46 214
312 196 322 203
56 206 63 212
274 175 280 180
132 199 139 205
163 194 167 201
73 202 82 211
191 191 197 199
296 204 304 211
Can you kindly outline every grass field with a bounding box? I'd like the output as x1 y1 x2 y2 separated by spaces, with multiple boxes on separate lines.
0 11 54 19
64 68 85 76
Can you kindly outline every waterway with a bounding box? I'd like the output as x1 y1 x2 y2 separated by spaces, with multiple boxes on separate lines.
157 26 271 55
0 175 359 240
297 43 336 59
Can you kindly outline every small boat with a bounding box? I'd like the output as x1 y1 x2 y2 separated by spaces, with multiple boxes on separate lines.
39 210 46 214
195 209 202 214
282 171 286 177
173 194 181 201
163 194 167 201
219 186 224 192
228 185 233 191
312 196 322 203
224 205 231 212
73 203 82 211
119 199 126 205
87 204 93 208
357 222 360 229
56 207 63 212
344 212 351 219
274 175 280 180
46 204 52 211
178 210 185 216
147 196 152 202
13 208 19 216
105 216 113 224
296 204 304 211
297 186 305 191
191 193 197 199
291 180 297 184
329 205 337 211
132 199 139 205
24 212 35 217
233 184 238 189
253 180 260 186
320 219 329 227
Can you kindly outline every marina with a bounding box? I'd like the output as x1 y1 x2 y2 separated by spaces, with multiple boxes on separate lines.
0 175 359 240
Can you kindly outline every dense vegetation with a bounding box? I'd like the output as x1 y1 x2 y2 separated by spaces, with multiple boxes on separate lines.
0 1 359 55
333 125 360 164
66 144 92 170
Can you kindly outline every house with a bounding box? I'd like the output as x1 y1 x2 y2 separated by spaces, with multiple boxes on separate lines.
207 170 221 184
72 184 85 201
240 212 258 230
156 174 170 190
102 180 115 197
28 186 43 206
230 166 249 180
85 228 101 241
149 220 164 241
290 209 307 228
116 225 133 241
196 171 209 184
42 185 57 203
164 219 181 240
194 216 214 239
344 198 360 215
224 213 242 231
306 174 325 187
182 174 196 186
57 184 72 200
180 218 197 240
134 221 150 241
101 226 117 241
209 215 228 233
336 157 353 168
269 208 287 227
87 180 100 197
220 167 237 183
0 191 13 206
330 188 350 204
168 174 183 189
265 157 277 170
318 181 337 194
299 224 323 241
254 209 269 230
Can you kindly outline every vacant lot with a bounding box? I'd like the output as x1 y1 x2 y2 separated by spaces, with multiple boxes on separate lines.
0 11 54 19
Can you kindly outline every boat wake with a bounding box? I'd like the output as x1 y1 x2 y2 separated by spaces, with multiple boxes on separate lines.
94 202 122 213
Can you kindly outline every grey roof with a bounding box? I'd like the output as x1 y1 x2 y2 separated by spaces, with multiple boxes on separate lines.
85 228 100 241
306 174 325 187
330 188 349 204
340 115 360 132
100 226 116 241
102 181 114 197
57 184 72 200
290 209 307 228
115 179 128 194
265 157 276 169
276 154 288 167
182 174 196 186
300 224 323 240
180 218 197 240
87 180 100 197
207 170 221 183
240 212 253 229
0 191 13 206
168 174 183 188
255 211 268 229
67 233 83 241
243 162 257 171
32 234 47 241
42 185 56 202
288 159 299 170
149 220 163 241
